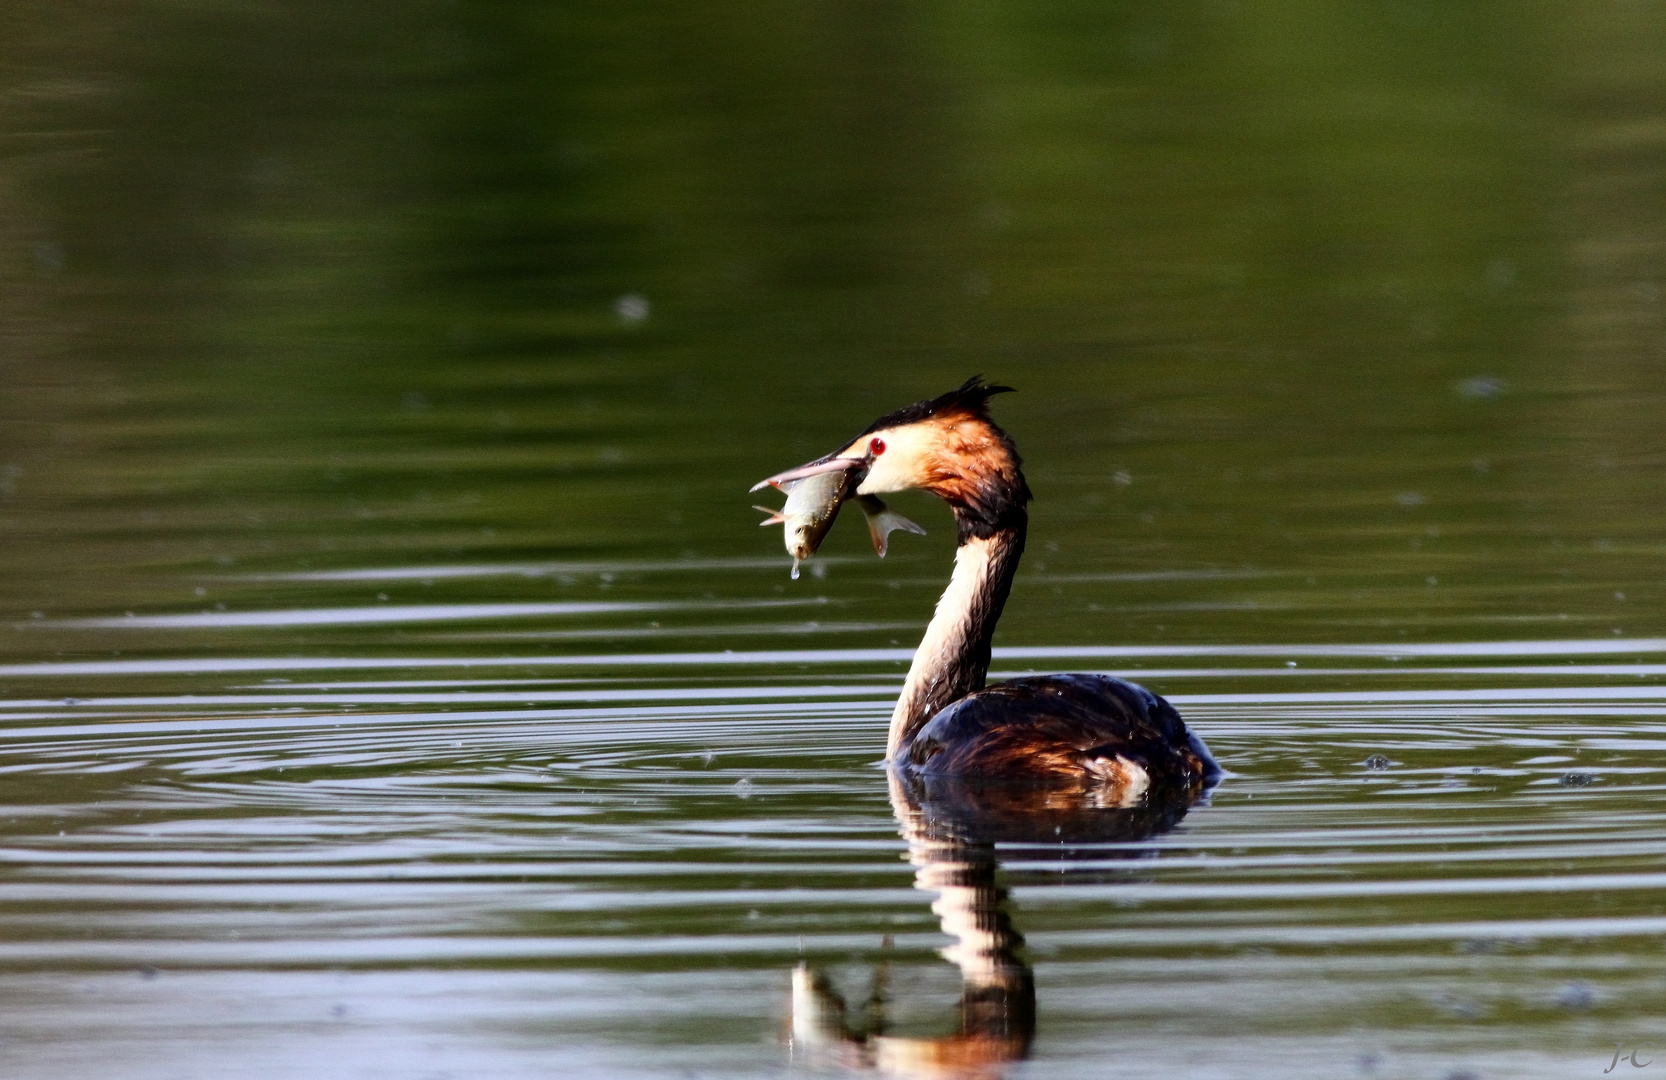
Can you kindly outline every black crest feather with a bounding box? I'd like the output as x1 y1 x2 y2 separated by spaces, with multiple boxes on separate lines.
856 376 1029 541
858 375 1016 437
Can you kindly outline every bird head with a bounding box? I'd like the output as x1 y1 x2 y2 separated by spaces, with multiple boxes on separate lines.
752 377 1031 540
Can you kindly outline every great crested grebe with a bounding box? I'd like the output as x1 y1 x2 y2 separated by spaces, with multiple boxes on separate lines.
755 377 1220 802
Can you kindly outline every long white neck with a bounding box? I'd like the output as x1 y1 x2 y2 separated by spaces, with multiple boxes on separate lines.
885 521 1025 758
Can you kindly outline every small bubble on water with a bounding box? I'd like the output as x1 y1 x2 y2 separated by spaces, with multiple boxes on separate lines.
733 777 754 799
1559 771 1594 787
1363 755 1392 771
1457 375 1505 399
614 293 650 324
33 240 65 272
1431 993 1483 1019
1553 980 1595 1009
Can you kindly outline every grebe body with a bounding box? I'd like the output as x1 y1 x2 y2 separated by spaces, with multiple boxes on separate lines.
754 377 1220 804
896 673 1216 800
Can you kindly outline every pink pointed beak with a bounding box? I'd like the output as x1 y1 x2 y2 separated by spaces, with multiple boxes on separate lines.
748 453 865 493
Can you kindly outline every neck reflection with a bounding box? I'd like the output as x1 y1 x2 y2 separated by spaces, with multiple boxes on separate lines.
791 772 1201 1078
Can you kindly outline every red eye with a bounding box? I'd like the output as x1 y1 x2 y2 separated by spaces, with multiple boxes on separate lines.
870 438 886 456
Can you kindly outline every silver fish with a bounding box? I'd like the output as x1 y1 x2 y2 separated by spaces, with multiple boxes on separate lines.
754 467 925 578
753 467 861 579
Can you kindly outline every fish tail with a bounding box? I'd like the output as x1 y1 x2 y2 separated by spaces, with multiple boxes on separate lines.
857 495 926 557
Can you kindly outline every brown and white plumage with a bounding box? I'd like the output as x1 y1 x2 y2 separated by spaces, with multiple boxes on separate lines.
759 377 1219 804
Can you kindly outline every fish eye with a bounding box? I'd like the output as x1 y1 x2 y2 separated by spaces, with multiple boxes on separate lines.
870 438 886 456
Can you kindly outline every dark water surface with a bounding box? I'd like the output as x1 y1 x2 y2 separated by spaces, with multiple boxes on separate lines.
4 1 1666 1077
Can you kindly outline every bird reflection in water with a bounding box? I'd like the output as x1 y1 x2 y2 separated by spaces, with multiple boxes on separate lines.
790 772 1204 1078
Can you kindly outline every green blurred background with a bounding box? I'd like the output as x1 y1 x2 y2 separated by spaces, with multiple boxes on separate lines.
2 0 1664 657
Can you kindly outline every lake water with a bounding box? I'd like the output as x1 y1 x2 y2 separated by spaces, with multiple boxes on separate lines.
3 2 1666 1077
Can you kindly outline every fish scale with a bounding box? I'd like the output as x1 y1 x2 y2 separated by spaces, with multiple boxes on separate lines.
754 467 924 578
